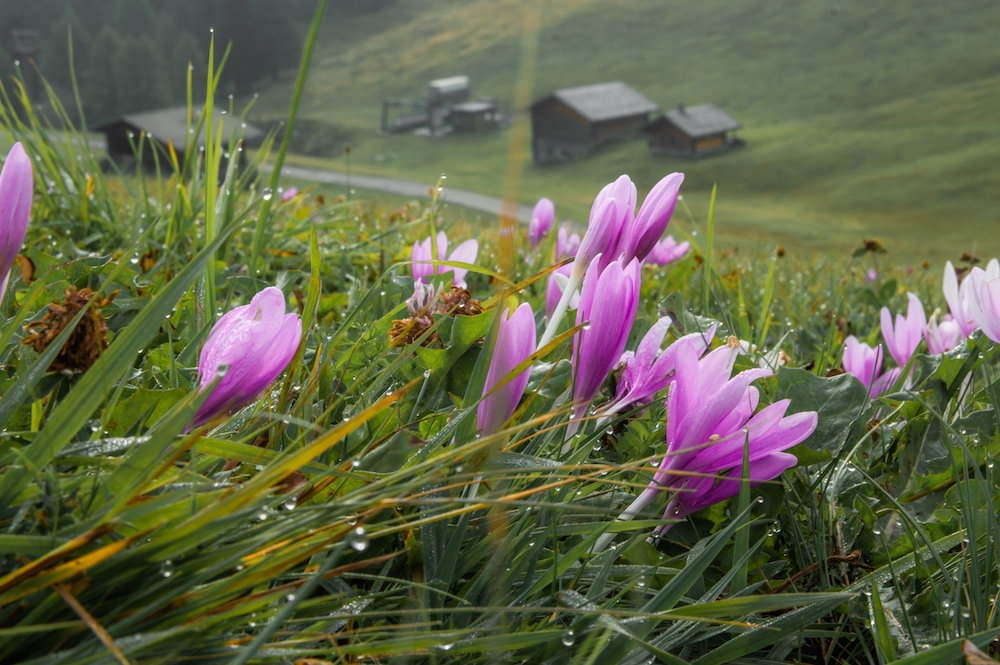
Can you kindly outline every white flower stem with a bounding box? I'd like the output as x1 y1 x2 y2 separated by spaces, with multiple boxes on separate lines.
561 416 582 455
537 263 583 351
591 483 661 553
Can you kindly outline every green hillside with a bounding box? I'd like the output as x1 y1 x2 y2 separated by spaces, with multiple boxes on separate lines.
250 0 1000 260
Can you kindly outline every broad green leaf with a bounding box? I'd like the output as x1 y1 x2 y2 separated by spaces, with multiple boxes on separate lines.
777 367 868 456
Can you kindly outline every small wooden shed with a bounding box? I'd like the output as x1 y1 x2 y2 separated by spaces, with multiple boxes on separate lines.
646 104 743 157
530 81 659 164
98 105 264 172
449 99 500 133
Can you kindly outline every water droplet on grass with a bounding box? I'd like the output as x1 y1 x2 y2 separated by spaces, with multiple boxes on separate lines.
349 527 369 552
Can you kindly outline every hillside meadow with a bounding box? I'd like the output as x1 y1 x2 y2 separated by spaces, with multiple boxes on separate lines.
250 0 1000 261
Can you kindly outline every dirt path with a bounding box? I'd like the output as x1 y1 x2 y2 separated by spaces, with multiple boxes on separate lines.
263 163 536 223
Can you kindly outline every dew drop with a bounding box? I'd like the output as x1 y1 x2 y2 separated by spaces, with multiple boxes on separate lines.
160 560 174 578
349 527 370 552
561 629 576 646
261 188 273 201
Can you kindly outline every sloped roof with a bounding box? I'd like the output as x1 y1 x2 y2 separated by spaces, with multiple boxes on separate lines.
98 105 264 148
661 104 741 138
535 81 659 123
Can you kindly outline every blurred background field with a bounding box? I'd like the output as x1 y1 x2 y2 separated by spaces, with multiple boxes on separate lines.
2 0 998 261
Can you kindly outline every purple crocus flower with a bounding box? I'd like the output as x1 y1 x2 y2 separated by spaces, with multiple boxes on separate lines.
281 187 299 203
477 303 537 436
864 269 878 284
0 143 33 297
645 236 690 266
841 335 899 397
571 256 641 419
618 172 684 263
943 261 976 338
575 175 636 274
607 318 716 416
595 337 817 549
411 231 479 289
925 311 962 355
967 261 1000 344
880 292 926 368
194 287 302 427
556 225 580 260
527 197 555 250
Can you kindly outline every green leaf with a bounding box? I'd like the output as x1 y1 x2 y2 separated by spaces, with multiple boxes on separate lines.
525 359 572 400
777 367 868 456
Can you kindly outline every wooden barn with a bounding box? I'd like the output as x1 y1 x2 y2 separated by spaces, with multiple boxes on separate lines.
530 81 659 164
646 104 744 157
98 106 264 172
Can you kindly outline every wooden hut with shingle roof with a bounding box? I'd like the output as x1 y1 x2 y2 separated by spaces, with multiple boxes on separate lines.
530 81 659 164
98 105 264 172
645 103 744 157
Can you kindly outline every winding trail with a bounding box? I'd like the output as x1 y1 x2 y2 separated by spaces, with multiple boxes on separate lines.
85 132 539 223
263 163 536 223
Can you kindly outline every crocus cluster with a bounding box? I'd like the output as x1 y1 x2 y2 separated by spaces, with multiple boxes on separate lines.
0 143 34 298
555 225 580 260
842 336 901 398
576 172 684 274
194 287 302 427
477 303 536 436
645 236 689 266
538 172 684 350
527 197 555 251
411 230 478 289
843 262 995 397
595 336 818 550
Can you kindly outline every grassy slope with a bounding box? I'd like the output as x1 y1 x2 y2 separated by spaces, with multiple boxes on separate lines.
251 0 1000 260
